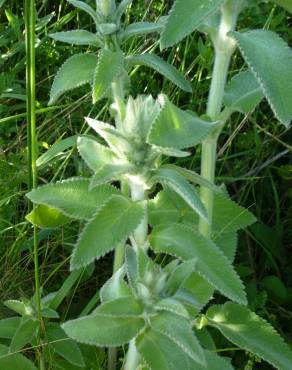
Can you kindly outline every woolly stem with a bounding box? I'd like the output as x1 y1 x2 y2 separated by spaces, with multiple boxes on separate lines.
199 1 239 238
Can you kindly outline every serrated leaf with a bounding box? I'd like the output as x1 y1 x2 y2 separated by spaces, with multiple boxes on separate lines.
26 205 71 228
90 163 134 188
92 49 124 103
85 117 131 157
154 298 190 319
94 297 143 316
46 324 85 368
164 260 195 296
0 344 38 370
148 95 215 149
160 0 224 48
70 195 144 269
207 302 292 370
123 22 163 41
164 164 222 193
214 231 238 262
100 266 132 302
10 318 38 352
0 317 20 339
49 30 101 46
150 311 205 365
150 168 208 222
154 146 191 158
212 192 256 233
67 0 99 24
198 351 235 370
149 224 247 305
63 298 144 347
126 54 192 92
136 328 196 370
4 300 27 315
27 178 119 220
125 245 138 290
224 70 264 113
231 30 292 127
176 272 214 315
77 136 116 173
49 54 98 105
271 0 292 13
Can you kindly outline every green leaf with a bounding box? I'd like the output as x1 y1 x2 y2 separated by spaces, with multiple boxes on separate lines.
4 300 27 315
150 168 208 222
123 22 163 40
207 302 292 370
26 205 71 228
126 54 192 92
163 164 222 193
271 0 292 13
114 0 132 21
154 298 190 319
160 0 224 48
164 260 195 296
148 95 216 149
212 192 256 233
49 30 101 46
41 307 60 319
70 195 144 269
97 23 118 35
197 351 235 370
214 231 238 262
224 70 264 113
37 135 78 168
150 312 206 365
62 298 144 347
77 136 117 172
10 318 38 352
0 317 20 339
149 224 247 305
93 296 143 316
46 324 85 368
137 328 197 370
0 344 38 370
92 50 124 103
49 54 98 105
100 266 132 302
27 178 119 220
67 0 99 24
85 117 131 157
176 272 214 315
231 30 292 127
90 163 134 188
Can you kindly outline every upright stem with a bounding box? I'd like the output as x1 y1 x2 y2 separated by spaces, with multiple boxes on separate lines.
25 0 43 368
199 1 239 237
107 81 127 370
124 181 148 370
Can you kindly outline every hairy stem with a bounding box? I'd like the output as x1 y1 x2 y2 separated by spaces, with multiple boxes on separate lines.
199 1 239 237
108 68 127 370
25 0 43 367
123 181 148 370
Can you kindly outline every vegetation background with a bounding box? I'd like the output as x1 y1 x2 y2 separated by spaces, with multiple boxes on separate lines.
0 0 291 368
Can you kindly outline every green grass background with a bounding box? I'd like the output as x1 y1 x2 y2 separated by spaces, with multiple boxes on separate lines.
0 1 291 368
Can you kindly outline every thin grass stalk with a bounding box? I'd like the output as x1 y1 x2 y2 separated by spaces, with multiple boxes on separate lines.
25 0 44 368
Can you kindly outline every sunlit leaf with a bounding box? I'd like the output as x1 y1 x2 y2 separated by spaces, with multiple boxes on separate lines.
207 302 292 370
